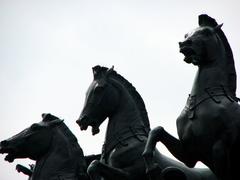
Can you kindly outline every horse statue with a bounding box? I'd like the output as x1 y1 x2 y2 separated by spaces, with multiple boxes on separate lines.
143 14 240 180
0 113 90 180
76 65 217 180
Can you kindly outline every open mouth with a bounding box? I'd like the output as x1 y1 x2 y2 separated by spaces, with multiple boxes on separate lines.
4 153 16 162
80 124 100 136
91 126 100 135
76 117 100 135
79 123 89 131
0 148 16 163
180 47 197 64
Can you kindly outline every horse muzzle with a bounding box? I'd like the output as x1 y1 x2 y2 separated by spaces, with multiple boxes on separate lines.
180 46 198 64
76 115 100 135
76 115 90 131
0 140 16 162
0 140 9 153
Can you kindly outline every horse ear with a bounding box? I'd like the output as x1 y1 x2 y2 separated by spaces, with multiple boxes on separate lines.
42 113 59 122
42 113 63 127
106 66 114 76
92 65 102 79
199 14 218 27
214 23 223 32
47 119 64 127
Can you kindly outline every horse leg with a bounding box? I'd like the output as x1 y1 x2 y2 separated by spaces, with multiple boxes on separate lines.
212 140 229 180
212 134 240 180
142 127 187 180
87 160 130 180
143 126 197 169
142 127 163 180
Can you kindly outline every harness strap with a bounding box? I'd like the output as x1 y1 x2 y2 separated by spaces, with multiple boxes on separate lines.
185 86 238 119
102 126 148 161
186 86 237 110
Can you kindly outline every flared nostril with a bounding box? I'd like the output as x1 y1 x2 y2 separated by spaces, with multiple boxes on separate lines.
1 140 8 147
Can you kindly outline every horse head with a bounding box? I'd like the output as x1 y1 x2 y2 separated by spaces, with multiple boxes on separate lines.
76 65 121 135
76 65 150 136
0 113 63 162
179 15 225 66
179 14 237 99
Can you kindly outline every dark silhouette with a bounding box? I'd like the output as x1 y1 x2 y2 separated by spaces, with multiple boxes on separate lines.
76 65 217 180
143 14 240 180
16 164 34 177
0 113 91 180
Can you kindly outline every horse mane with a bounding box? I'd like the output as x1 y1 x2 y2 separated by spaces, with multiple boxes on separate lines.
57 121 87 175
33 114 87 179
58 122 80 146
199 14 237 98
94 66 150 132
42 113 79 146
216 25 237 97
42 113 84 155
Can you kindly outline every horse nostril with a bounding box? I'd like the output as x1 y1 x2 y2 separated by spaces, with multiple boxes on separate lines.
179 40 192 48
76 115 89 127
76 119 80 124
76 116 84 125
179 42 183 47
78 115 87 122
1 140 8 147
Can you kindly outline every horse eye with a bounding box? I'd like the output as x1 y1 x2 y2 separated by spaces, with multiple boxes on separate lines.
30 124 42 131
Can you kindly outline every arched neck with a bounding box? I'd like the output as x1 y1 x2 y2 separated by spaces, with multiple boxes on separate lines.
190 59 229 96
105 92 144 143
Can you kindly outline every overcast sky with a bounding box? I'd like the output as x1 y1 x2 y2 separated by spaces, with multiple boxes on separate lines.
0 0 240 179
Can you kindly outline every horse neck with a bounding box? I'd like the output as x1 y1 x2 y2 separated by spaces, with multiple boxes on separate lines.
191 54 230 96
105 89 144 141
32 128 84 180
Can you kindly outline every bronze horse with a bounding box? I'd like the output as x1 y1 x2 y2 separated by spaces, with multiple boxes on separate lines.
76 65 217 180
0 113 89 180
143 14 240 180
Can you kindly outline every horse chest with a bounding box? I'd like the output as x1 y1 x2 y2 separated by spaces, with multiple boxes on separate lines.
106 137 146 169
177 105 220 148
177 97 238 157
176 111 194 144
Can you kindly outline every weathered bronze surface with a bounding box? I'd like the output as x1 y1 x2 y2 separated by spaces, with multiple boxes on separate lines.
143 14 239 180
76 65 217 180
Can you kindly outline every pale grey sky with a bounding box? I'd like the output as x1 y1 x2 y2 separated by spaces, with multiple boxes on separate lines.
0 0 240 179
